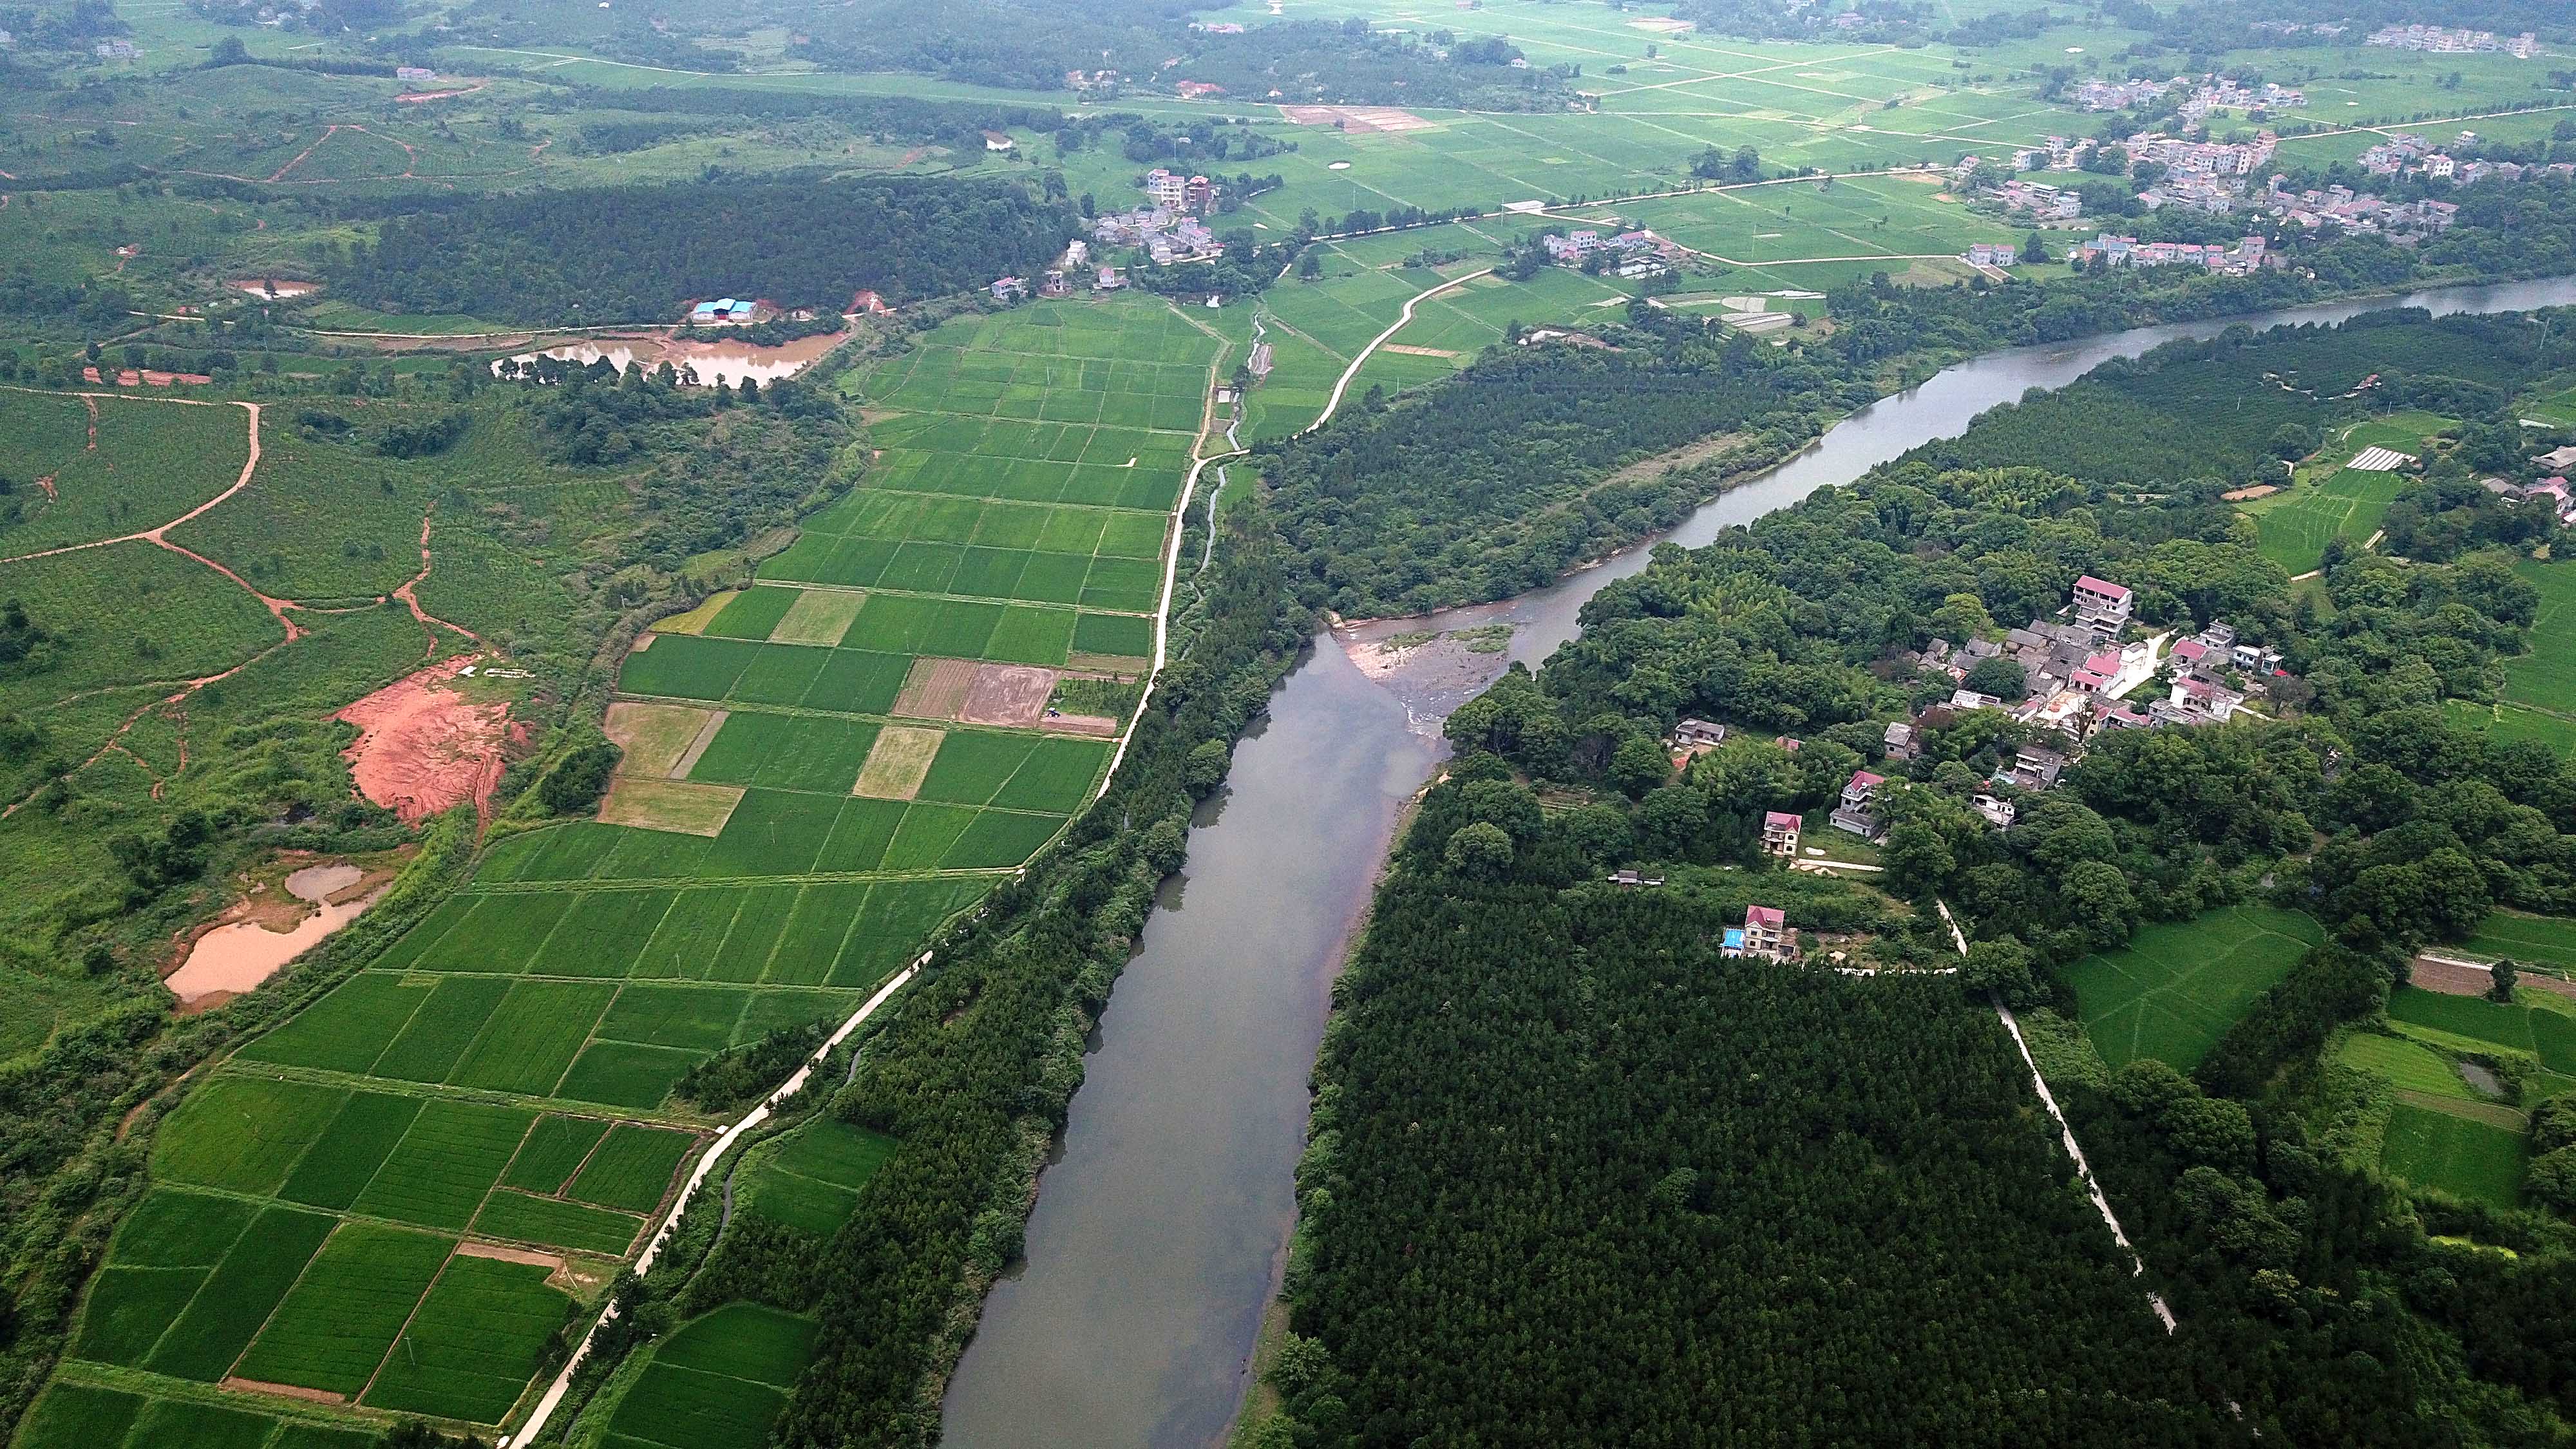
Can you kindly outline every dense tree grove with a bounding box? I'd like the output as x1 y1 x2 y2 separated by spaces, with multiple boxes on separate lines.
1260 301 1870 617
1278 306 2576 1444
1281 810 2229 1446
328 176 1072 323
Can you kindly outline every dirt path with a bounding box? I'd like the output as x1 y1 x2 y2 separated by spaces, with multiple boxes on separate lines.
1303 268 1494 435
1939 900 2177 1334
391 502 485 656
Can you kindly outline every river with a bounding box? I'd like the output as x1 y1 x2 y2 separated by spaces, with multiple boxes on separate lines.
936 272 2576 1448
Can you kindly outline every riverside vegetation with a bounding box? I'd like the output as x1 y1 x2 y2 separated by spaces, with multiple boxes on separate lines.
1258 303 2576 1446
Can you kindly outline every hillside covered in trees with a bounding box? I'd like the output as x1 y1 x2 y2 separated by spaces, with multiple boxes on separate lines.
328 176 1074 323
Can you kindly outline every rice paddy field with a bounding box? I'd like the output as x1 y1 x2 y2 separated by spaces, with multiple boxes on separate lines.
2066 905 2325 1072
44 292 1206 1443
2501 562 2576 719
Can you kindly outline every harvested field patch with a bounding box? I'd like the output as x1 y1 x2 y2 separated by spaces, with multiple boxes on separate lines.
364 1252 573 1424
605 702 722 779
770 587 866 645
336 654 518 824
852 725 945 800
892 656 975 719
960 662 1059 729
234 1222 455 1397
650 591 735 635
598 778 746 837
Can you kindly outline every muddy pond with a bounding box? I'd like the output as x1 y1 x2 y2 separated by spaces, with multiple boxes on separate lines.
165 864 381 1009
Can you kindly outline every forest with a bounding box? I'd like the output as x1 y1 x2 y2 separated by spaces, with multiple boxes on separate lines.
1280 303 2576 1444
327 177 1074 324
1256 301 1865 619
1273 775 2231 1447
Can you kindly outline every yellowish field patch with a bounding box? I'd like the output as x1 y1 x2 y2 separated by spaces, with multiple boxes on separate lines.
604 701 721 779
651 591 738 635
598 777 746 836
851 726 945 800
769 587 867 646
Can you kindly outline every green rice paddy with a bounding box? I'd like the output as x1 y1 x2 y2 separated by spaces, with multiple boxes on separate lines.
2066 906 2325 1071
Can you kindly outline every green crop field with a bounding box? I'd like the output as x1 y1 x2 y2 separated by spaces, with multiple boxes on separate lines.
2067 906 2325 1071
567 1124 697 1213
2239 417 2446 575
2381 1101 2530 1209
2456 912 2576 974
502 1115 613 1194
2389 988 2576 1075
2503 562 2576 716
741 1120 898 1237
364 1253 576 1423
231 1223 456 1397
595 1303 818 1449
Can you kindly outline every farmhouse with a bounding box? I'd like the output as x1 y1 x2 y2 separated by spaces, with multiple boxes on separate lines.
1670 717 1726 751
1830 770 1886 840
1726 905 1795 961
1763 811 1802 858
2069 574 2133 635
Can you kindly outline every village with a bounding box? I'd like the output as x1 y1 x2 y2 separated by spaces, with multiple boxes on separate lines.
1637 572 2300 969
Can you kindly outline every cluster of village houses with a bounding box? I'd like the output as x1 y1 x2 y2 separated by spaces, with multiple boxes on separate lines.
2490 444 2576 527
1537 227 1680 279
2072 73 2309 117
993 167 1235 302
2358 131 2574 189
2366 24 2541 57
1641 574 2300 963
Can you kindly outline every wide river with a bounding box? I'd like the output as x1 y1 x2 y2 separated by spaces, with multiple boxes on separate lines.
937 274 2576 1448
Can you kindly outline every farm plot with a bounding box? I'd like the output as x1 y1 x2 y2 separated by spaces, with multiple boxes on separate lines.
2388 987 2576 1076
2067 906 2324 1071
0 392 252 556
2501 561 2576 717
2381 1101 2529 1209
2456 910 2576 974
600 1302 816 1449
739 1119 897 1237
88 288 1192 1436
2239 415 2443 574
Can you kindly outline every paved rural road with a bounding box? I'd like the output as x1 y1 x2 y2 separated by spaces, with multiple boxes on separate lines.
1303 268 1495 434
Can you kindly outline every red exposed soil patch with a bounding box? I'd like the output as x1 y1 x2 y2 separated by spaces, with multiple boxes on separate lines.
959 663 1059 729
32 475 53 499
399 82 487 103
336 654 515 824
222 1378 346 1405
457 1242 563 1268
2414 955 2576 1000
